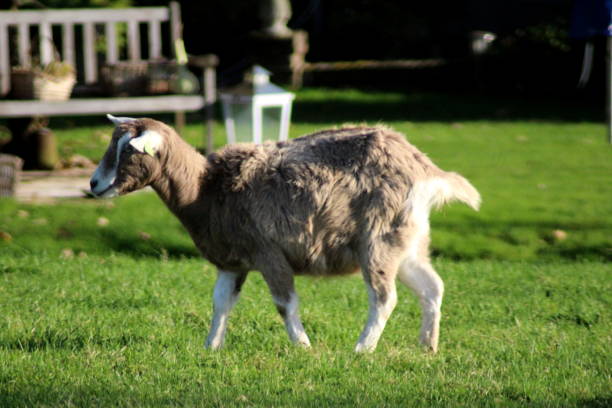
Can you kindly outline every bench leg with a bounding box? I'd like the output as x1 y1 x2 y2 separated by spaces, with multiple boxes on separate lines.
174 111 185 136
205 103 214 154
203 66 216 154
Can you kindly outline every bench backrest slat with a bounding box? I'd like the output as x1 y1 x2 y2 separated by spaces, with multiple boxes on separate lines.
39 21 53 65
62 23 75 68
83 21 97 83
17 23 30 67
127 20 140 62
105 22 118 64
149 20 162 60
0 23 8 94
0 4 176 94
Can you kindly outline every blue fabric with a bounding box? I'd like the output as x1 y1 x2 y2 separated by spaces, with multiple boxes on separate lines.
570 0 612 38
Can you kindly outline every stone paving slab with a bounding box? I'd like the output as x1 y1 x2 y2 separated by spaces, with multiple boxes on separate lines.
16 169 92 201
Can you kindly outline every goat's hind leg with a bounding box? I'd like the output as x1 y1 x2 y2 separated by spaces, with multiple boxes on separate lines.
205 269 247 350
355 264 399 353
398 258 444 353
260 261 311 347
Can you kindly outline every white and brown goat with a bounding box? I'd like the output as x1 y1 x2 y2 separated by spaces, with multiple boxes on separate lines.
90 115 480 352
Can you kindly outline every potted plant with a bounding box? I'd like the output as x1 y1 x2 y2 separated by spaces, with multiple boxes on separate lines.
11 60 76 101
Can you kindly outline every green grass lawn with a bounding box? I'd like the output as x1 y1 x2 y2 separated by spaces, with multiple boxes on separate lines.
1 254 609 407
0 89 610 406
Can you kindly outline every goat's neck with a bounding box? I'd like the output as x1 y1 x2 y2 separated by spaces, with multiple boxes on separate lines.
150 137 207 214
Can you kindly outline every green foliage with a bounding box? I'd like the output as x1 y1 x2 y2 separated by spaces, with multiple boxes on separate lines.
12 61 75 79
519 18 571 52
41 60 75 77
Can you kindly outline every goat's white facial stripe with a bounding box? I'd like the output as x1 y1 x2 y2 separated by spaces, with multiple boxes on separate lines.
129 130 163 156
90 132 131 195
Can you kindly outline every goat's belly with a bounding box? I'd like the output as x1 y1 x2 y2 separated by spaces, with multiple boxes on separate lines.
289 247 360 276
296 262 360 276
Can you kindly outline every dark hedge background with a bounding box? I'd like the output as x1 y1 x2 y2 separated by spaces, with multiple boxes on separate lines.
0 0 606 101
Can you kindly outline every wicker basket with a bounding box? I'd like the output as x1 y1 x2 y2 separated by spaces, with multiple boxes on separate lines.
11 69 76 101
0 154 23 198
101 61 181 96
101 61 150 96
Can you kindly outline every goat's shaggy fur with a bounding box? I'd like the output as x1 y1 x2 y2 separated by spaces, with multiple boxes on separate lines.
91 116 480 352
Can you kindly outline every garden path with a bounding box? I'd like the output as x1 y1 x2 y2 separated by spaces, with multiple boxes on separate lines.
16 169 91 201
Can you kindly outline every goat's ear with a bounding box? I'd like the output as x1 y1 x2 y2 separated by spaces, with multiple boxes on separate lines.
129 130 163 156
106 114 137 126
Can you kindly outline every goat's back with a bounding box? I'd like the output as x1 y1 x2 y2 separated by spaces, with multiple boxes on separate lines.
200 126 442 274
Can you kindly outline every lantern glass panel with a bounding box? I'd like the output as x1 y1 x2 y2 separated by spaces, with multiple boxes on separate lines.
232 102 253 144
262 107 282 142
230 103 284 143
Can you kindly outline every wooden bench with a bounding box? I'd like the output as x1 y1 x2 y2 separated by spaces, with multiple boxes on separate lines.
0 2 218 152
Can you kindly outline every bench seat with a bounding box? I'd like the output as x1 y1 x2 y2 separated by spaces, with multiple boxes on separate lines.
0 95 205 117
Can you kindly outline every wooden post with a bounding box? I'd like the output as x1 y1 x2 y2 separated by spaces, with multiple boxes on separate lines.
175 111 185 135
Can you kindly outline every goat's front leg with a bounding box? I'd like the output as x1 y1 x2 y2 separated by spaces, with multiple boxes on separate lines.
205 269 247 350
260 262 311 347
355 267 398 352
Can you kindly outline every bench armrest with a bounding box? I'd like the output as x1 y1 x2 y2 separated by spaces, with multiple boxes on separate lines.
187 54 219 69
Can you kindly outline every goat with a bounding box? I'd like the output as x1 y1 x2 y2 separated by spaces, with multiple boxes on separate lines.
90 114 480 352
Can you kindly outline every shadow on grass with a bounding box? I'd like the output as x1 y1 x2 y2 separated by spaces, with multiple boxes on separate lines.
98 230 199 260
431 218 612 261
578 396 612 408
67 219 611 262
0 330 147 352
0 265 42 275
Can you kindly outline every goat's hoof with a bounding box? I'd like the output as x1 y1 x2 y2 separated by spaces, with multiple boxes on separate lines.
204 340 224 351
354 343 376 353
419 342 438 354
296 339 311 348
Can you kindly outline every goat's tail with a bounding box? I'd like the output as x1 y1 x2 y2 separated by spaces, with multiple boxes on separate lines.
428 172 481 211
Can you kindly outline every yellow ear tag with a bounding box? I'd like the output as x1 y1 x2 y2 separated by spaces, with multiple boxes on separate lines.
143 139 157 156
129 130 162 156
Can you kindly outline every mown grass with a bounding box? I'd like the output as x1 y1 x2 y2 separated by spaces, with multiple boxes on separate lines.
1 254 609 407
0 88 611 406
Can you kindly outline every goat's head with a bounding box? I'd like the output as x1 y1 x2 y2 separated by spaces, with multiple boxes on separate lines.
90 114 166 197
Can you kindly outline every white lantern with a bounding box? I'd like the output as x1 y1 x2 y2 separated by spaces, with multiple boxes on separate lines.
220 65 295 144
